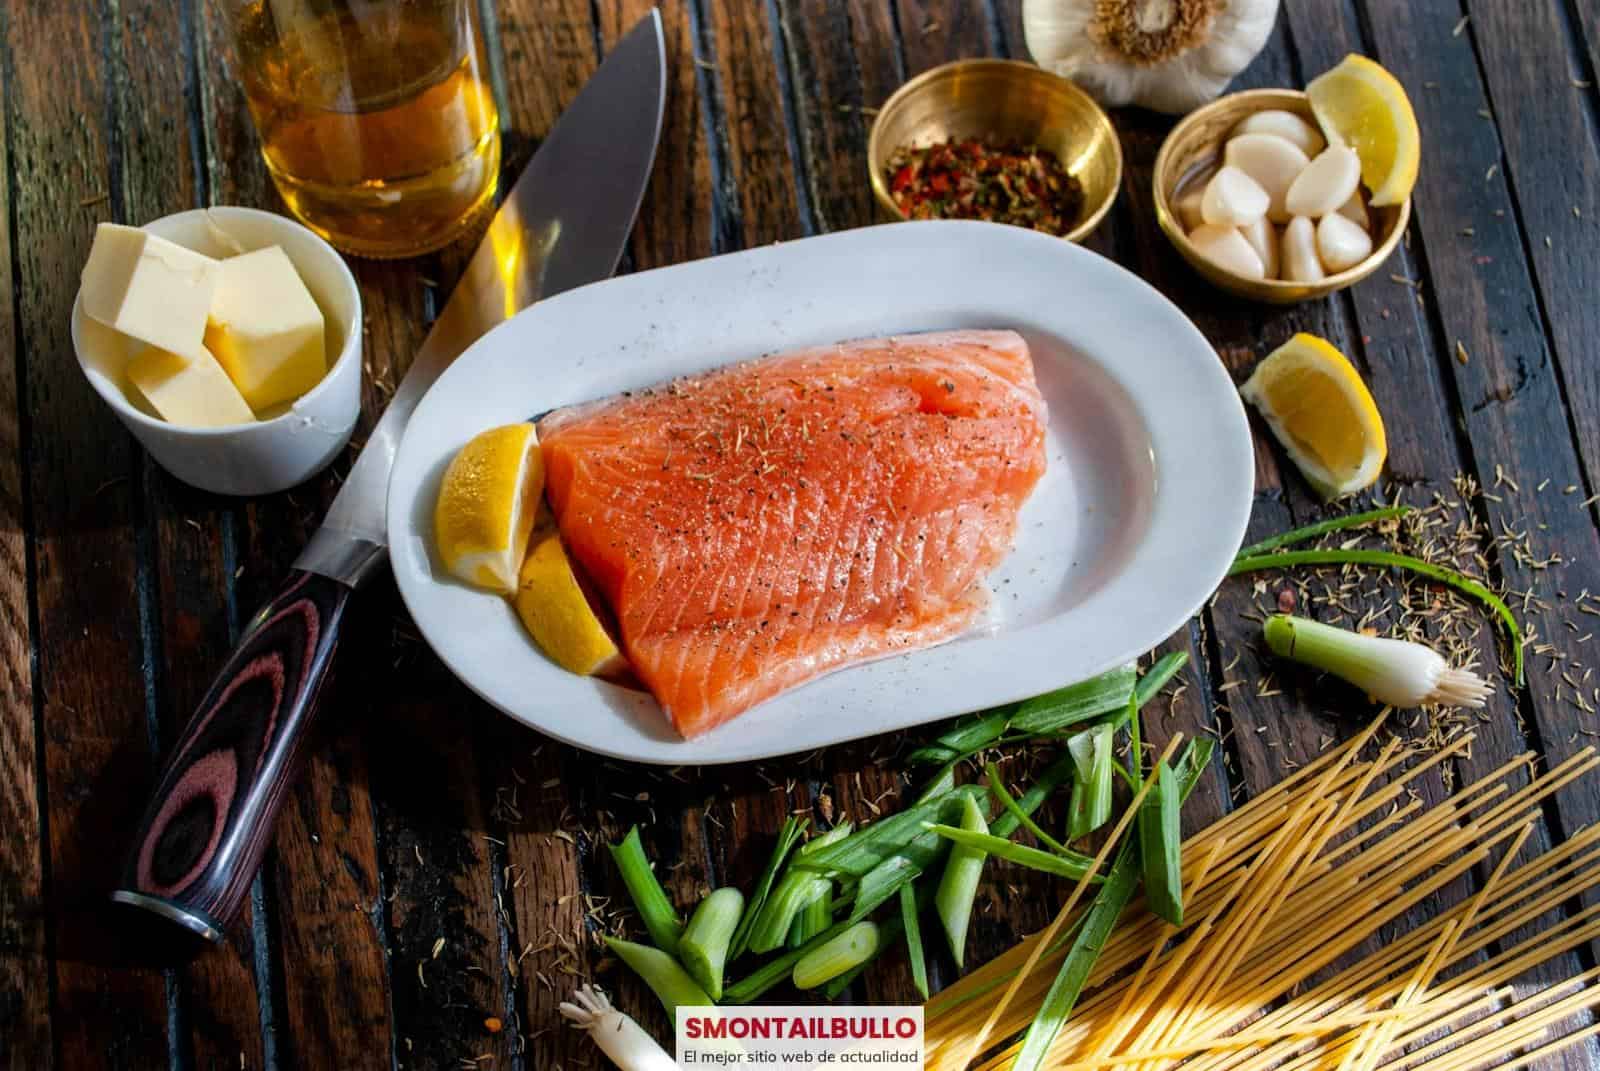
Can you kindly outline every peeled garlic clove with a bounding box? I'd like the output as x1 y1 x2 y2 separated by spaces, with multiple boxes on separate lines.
1232 109 1327 157
1175 185 1207 231
1225 134 1311 223
1316 212 1375 272
1240 217 1280 279
1189 223 1266 279
1337 190 1370 228
1285 146 1362 218
1281 217 1325 282
1201 166 1270 227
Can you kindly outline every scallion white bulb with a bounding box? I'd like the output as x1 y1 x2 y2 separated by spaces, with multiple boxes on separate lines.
1264 614 1492 709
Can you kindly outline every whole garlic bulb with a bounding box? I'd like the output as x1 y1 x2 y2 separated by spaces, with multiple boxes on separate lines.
1023 0 1281 114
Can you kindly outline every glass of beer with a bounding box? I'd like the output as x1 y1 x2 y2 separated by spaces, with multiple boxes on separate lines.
222 0 502 259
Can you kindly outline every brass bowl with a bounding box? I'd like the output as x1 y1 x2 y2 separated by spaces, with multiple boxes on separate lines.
1154 88 1410 304
868 60 1122 244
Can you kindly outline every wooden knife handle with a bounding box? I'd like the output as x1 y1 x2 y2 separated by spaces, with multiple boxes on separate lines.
114 570 351 940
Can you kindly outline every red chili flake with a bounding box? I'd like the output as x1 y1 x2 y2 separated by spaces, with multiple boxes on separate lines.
883 137 1085 236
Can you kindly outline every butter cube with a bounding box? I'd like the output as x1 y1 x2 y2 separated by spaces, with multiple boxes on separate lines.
126 345 256 428
204 246 326 411
79 223 218 356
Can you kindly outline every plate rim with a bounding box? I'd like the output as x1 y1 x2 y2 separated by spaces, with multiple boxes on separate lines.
387 220 1253 764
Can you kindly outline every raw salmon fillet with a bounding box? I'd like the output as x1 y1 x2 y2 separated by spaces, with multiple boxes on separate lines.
538 329 1047 738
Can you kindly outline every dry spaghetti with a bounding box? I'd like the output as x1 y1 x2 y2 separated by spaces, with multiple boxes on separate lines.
925 719 1600 1070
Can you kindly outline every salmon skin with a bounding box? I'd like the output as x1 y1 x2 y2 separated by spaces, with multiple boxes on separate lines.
538 329 1048 738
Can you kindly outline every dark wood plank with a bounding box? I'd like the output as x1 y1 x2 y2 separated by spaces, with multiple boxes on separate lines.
3 1 174 1066
1460 0 1600 500
108 1 268 1065
894 0 991 74
0 33 53 1070
704 0 806 246
773 0 900 233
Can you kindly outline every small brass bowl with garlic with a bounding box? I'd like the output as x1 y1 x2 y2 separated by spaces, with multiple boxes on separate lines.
1154 89 1410 305
868 59 1122 244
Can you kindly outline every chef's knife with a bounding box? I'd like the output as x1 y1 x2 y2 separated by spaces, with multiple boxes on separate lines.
113 12 667 942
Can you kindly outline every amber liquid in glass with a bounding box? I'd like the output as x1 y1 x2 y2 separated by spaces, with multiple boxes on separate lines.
233 0 500 258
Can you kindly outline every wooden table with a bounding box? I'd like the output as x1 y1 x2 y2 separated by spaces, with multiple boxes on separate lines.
3 1 1599 1068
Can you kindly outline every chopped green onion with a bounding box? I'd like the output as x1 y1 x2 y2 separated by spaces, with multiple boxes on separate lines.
748 871 830 954
1233 505 1413 559
989 755 1075 839
789 882 833 948
679 887 744 1000
1066 723 1115 839
850 854 925 923
1132 651 1189 711
914 759 959 803
819 911 907 1000
608 827 683 956
799 822 854 854
933 706 1017 753
722 920 852 1004
1263 614 1493 709
1139 760 1183 925
1010 841 1141 1071
934 794 989 968
793 921 881 990
603 937 713 1025
730 816 806 960
986 763 1072 855
1230 548 1523 685
908 664 1137 763
1009 665 1137 734
926 823 1101 881
900 883 929 1000
792 785 985 877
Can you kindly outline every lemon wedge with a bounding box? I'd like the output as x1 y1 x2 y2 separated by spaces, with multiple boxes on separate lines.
1240 333 1387 500
1306 54 1420 207
515 529 624 676
434 423 543 594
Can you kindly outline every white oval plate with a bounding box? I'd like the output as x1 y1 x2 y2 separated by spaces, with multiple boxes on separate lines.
388 221 1252 764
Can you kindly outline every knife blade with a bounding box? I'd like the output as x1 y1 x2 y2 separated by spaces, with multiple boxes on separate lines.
112 12 667 942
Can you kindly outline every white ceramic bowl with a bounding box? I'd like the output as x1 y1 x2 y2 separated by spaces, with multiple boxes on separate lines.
71 206 363 496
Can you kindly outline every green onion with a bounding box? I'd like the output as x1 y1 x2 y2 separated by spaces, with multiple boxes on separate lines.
900 883 929 1000
934 794 989 968
1009 665 1137 734
819 911 907 999
722 920 852 1003
1011 737 1216 1071
860 756 1074 925
679 887 744 1000
1010 841 1141 1071
1132 651 1189 711
1233 505 1413 559
788 882 833 948
1139 760 1183 925
1230 548 1523 685
989 755 1076 839
730 816 807 959
793 921 881 990
602 937 713 1025
1066 723 1115 839
926 823 1101 881
748 871 830 954
608 827 683 956
908 664 1138 763
799 822 854 854
1263 614 1493 709
914 759 959 803
986 763 1072 855
792 786 985 877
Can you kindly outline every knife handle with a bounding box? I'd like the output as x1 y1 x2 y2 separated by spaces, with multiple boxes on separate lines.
113 569 351 941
